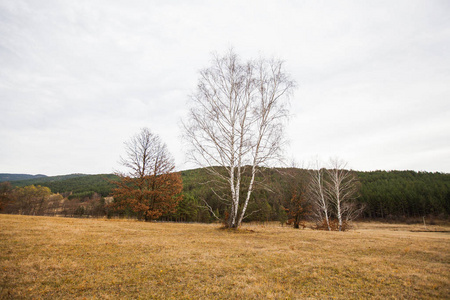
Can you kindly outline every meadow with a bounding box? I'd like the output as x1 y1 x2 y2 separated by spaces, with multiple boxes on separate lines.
0 214 449 299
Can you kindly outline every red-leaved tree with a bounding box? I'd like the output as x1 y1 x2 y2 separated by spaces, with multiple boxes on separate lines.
110 128 183 221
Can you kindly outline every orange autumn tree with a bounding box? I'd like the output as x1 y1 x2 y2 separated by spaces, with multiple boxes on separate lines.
286 189 311 229
110 128 183 221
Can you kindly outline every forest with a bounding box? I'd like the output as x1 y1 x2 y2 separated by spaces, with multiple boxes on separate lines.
1 168 449 224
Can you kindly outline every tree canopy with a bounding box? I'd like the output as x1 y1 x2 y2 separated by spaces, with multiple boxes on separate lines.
110 128 183 221
183 50 295 228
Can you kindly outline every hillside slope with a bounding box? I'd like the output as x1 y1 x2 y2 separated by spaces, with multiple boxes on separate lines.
0 173 47 182
10 174 119 197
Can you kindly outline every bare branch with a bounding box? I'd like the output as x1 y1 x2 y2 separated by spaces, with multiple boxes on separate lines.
200 198 220 220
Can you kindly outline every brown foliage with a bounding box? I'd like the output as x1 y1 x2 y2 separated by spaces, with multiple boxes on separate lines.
0 182 13 211
315 218 350 231
110 172 183 221
109 128 183 221
286 189 311 229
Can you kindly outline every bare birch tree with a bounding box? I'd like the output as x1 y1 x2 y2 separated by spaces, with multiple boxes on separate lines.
325 158 360 231
183 50 295 228
308 158 363 231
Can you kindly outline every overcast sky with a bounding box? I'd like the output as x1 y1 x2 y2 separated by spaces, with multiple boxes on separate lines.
1 0 449 176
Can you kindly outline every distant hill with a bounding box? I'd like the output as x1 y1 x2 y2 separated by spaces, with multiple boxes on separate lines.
10 173 88 186
0 173 47 182
10 173 119 197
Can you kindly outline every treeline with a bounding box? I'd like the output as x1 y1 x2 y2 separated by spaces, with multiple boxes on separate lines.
1 169 449 222
1 174 118 217
357 171 450 219
12 174 118 198
173 168 450 223
0 182 110 217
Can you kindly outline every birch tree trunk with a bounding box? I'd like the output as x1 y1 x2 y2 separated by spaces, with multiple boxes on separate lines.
325 158 359 231
308 161 331 231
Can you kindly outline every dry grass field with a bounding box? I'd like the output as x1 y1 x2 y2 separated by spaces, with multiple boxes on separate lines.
1 215 449 299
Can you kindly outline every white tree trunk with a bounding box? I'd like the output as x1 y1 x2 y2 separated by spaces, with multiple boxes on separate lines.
309 162 331 231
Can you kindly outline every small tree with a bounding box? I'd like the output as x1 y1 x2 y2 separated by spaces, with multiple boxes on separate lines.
0 182 13 212
278 205 289 226
110 128 183 221
286 189 310 229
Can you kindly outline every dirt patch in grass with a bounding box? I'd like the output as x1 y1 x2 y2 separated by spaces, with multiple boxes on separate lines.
1 215 449 299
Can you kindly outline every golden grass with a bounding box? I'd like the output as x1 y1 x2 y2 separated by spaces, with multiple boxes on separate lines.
1 215 449 299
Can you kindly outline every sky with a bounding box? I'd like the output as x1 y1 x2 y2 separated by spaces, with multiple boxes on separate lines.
1 0 449 176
